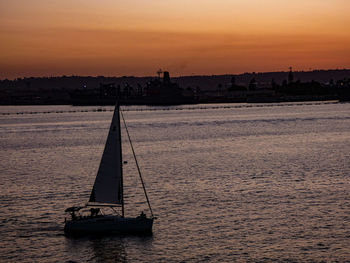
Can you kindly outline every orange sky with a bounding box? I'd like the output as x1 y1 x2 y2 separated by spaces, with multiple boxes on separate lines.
1 0 349 79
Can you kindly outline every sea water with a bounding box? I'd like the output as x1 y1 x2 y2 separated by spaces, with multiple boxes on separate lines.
1 102 350 262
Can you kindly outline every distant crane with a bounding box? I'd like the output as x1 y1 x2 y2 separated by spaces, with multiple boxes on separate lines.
288 66 294 83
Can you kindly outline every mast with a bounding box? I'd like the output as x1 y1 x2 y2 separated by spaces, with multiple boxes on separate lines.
120 110 154 218
118 102 125 217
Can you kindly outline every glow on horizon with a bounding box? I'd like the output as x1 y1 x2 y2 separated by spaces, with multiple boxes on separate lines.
0 0 349 79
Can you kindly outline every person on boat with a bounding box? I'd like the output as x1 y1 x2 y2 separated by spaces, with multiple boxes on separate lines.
71 211 77 221
138 211 146 219
90 208 100 217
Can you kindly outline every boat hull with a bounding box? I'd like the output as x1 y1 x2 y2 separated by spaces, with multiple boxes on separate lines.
64 215 153 235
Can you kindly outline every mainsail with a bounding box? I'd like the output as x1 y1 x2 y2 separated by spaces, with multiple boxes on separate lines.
89 104 123 205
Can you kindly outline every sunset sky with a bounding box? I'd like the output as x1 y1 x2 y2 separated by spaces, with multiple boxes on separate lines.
1 0 349 79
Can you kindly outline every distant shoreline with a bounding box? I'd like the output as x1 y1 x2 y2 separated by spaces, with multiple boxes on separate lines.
1 69 349 106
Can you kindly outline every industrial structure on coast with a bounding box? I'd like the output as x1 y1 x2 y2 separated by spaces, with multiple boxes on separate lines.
1 69 349 105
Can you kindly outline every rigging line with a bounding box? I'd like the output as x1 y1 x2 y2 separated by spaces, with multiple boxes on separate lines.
120 110 155 218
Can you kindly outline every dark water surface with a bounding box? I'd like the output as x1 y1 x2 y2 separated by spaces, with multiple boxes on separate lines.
1 102 350 262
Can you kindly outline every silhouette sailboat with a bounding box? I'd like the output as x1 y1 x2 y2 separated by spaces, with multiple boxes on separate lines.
64 102 154 235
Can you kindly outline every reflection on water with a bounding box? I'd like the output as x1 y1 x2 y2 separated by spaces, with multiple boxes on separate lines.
1 102 350 262
65 235 154 262
65 236 128 262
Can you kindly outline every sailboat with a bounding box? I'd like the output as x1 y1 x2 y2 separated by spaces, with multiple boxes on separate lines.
64 102 154 235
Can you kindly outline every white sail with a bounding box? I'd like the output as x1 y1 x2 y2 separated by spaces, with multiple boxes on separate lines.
89 104 123 205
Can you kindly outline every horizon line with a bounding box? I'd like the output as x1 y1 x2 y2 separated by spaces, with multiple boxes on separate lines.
1 68 349 81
